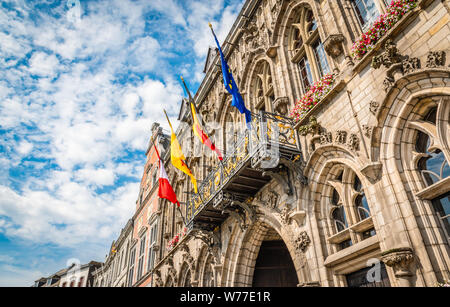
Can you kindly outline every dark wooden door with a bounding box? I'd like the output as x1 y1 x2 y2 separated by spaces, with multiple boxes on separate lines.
252 240 299 287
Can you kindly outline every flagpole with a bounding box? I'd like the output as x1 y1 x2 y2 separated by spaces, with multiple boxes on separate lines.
180 76 225 168
208 23 261 149
163 109 174 132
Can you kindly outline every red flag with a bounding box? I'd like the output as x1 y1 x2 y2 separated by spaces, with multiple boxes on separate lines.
155 146 180 207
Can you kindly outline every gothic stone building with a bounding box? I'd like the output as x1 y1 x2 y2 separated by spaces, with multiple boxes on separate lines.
149 0 449 287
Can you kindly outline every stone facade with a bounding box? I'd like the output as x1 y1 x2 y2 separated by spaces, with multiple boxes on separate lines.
116 0 450 287
92 219 134 287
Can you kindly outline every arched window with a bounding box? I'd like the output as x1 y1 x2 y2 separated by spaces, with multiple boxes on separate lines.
202 255 215 287
251 61 274 112
181 265 192 287
288 6 330 94
415 108 450 186
353 176 371 221
327 166 374 251
330 181 349 232
224 112 235 156
332 206 348 233
409 100 450 241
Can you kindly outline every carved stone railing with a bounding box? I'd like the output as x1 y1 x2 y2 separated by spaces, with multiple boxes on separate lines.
185 111 301 230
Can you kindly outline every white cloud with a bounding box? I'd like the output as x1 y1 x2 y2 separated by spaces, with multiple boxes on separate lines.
0 32 30 59
0 81 12 100
17 141 33 156
128 36 161 72
0 0 245 286
75 168 116 187
28 52 60 78
0 182 137 247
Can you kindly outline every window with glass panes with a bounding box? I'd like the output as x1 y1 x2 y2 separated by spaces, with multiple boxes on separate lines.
410 101 450 242
127 248 136 286
298 56 313 92
289 6 331 95
312 40 330 77
136 233 146 280
327 167 375 251
147 221 158 271
432 193 450 240
351 0 380 30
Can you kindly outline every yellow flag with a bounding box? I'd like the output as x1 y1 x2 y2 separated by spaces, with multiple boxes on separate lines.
164 111 198 193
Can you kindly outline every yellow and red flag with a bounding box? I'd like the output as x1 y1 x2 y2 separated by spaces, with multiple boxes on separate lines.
164 110 198 194
181 76 223 161
190 102 223 161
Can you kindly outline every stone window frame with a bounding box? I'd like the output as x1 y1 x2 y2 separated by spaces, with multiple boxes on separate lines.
147 219 158 272
136 231 147 281
347 0 388 34
404 97 450 243
223 109 237 156
127 246 136 287
287 5 331 95
324 165 376 253
200 253 216 287
162 200 174 254
250 60 275 112
174 182 184 236
180 263 192 287
298 55 314 92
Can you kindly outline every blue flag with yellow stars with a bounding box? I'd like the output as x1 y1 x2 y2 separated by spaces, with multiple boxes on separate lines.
211 29 252 129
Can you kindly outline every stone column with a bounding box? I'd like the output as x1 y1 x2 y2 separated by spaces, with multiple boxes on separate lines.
381 248 415 287
214 264 223 287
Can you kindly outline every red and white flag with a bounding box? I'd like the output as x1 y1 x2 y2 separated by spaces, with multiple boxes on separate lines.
155 146 180 207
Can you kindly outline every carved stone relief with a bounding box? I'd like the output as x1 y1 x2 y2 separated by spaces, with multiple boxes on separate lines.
381 247 415 287
347 133 360 152
298 116 320 136
362 125 374 138
369 101 379 115
274 97 290 115
323 34 345 58
335 130 347 145
426 51 446 68
279 207 291 225
266 190 279 209
294 231 311 253
315 130 361 153
371 39 422 92
320 132 333 145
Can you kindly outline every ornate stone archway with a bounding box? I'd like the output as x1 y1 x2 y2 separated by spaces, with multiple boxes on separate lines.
220 216 312 287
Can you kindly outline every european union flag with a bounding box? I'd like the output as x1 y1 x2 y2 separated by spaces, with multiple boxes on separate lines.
211 29 252 129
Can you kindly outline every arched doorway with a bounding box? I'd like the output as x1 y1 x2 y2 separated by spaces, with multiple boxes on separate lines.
228 221 301 287
251 228 299 287
252 239 299 287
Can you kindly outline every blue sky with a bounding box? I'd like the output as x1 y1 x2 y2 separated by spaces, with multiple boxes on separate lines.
0 0 244 286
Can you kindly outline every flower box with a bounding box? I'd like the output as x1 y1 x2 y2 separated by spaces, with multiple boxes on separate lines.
351 0 419 60
167 227 188 250
290 73 336 123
